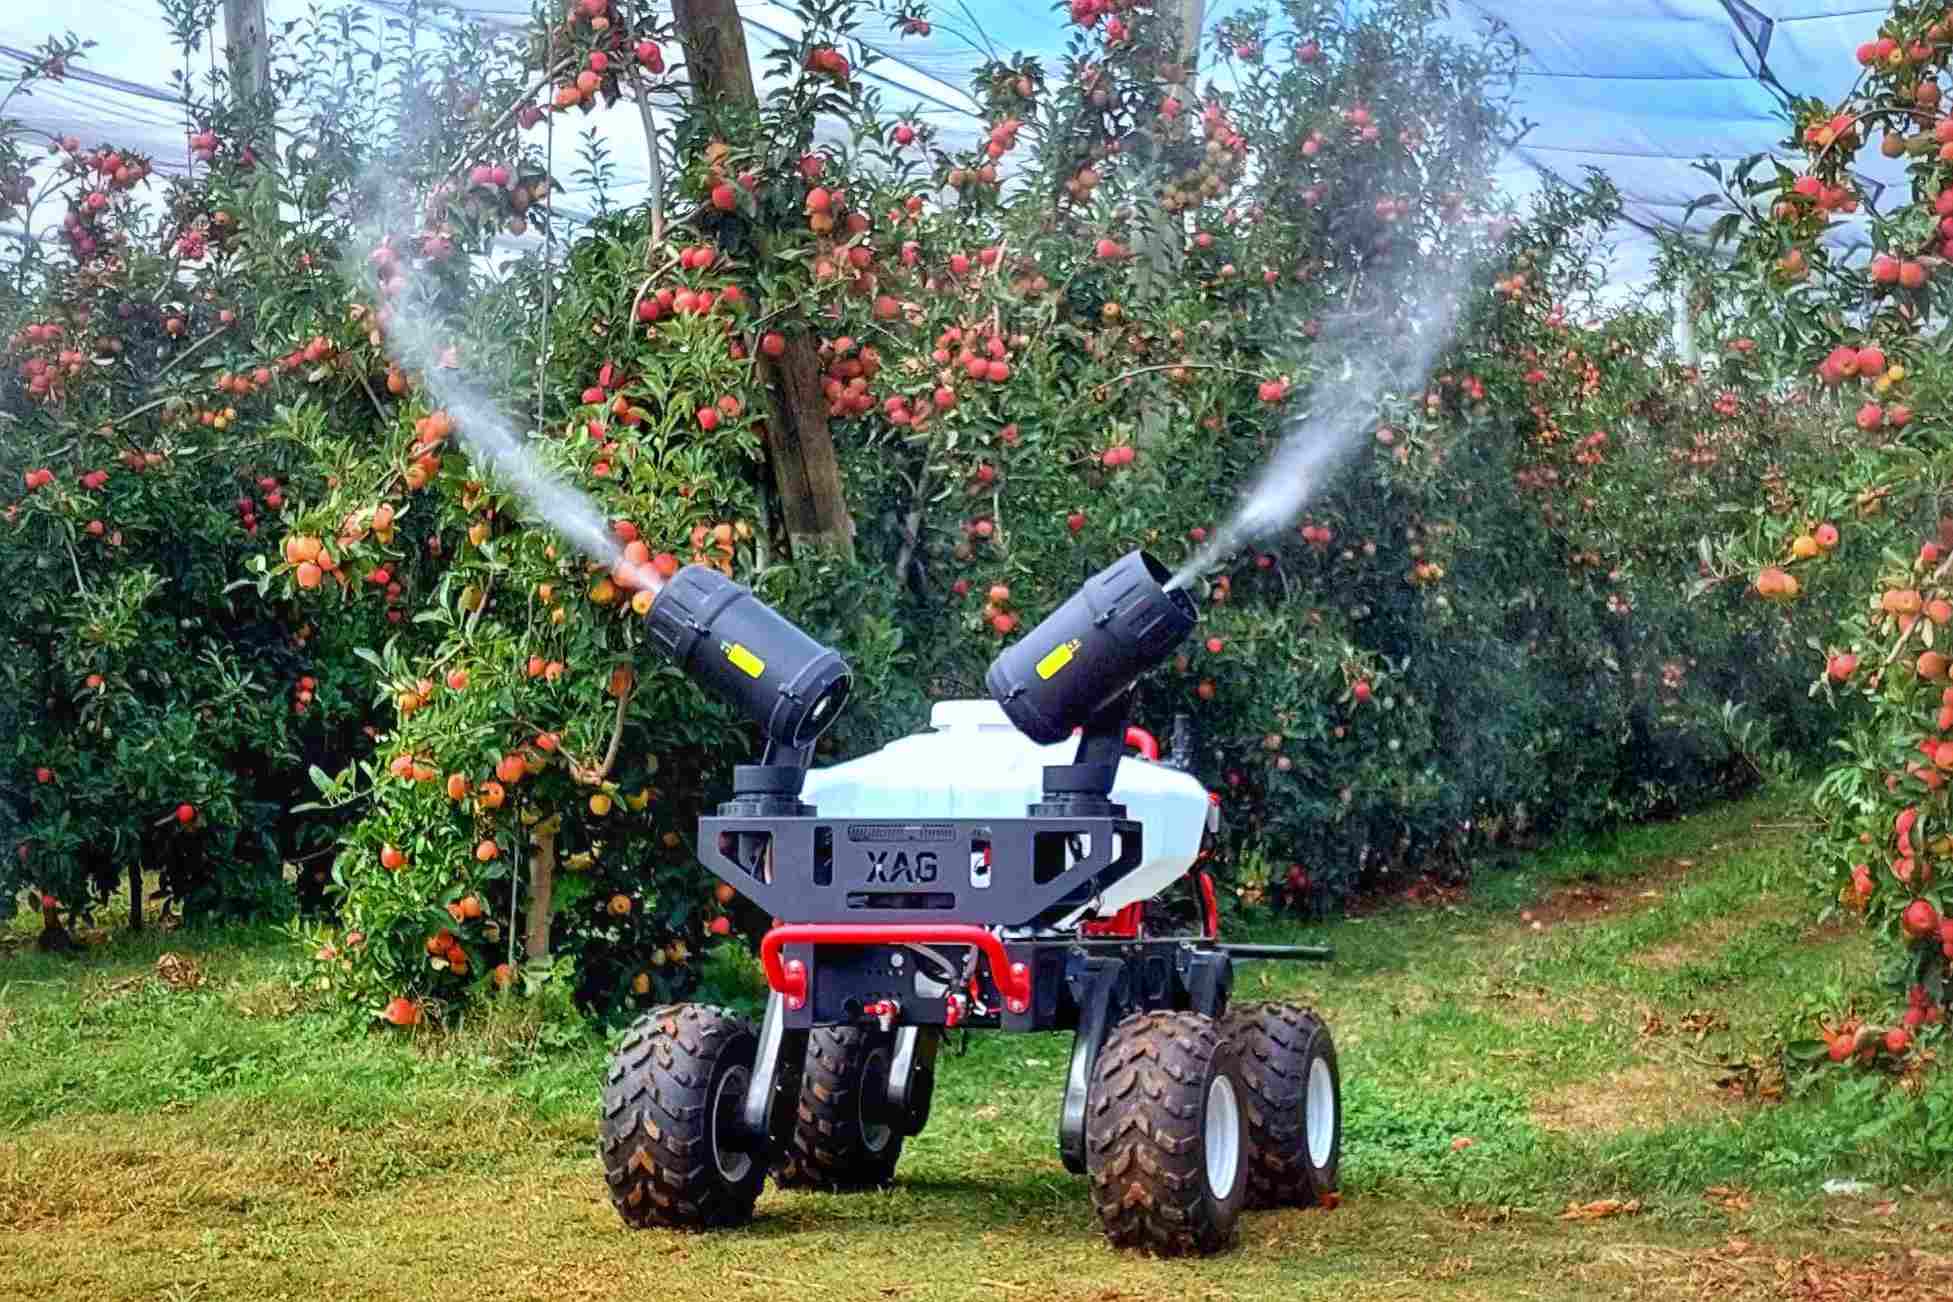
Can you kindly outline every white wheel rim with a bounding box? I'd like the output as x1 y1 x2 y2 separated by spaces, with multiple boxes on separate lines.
860 1047 893 1153
711 1065 753 1184
1306 1056 1336 1170
1204 1074 1242 1200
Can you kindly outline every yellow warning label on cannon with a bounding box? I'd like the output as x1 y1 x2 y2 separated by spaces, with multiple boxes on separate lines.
724 642 766 678
1035 639 1081 680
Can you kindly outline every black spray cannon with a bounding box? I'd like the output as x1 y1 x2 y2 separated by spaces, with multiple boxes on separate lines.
985 550 1198 814
644 551 1193 816
644 565 852 816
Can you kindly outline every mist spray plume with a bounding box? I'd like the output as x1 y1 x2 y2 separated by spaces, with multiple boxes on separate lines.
349 173 661 597
1165 261 1475 592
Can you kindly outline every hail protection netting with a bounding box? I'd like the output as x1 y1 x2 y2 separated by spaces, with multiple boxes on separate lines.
0 0 1914 288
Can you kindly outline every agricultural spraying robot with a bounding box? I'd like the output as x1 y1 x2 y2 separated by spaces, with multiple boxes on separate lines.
598 551 1341 1256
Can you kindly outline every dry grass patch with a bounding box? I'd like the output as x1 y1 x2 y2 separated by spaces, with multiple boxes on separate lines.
1629 914 1760 971
0 1164 1839 1302
1473 858 1718 952
1532 1060 1739 1134
0 1091 595 1235
1800 913 1858 946
222 975 322 1019
1480 981 1629 1030
1522 857 1704 928
1485 985 1589 1030
1677 1237 1953 1301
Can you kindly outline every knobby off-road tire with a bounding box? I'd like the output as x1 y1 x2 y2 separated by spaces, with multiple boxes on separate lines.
1218 1001 1341 1209
773 1025 905 1189
1085 1009 1249 1257
600 1003 766 1230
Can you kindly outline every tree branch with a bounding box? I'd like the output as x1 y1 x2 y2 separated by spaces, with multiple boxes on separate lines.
595 682 633 782
1811 107 1934 174
156 324 230 380
626 254 680 330
893 454 931 590
567 678 634 786
600 683 631 777
1881 549 1953 669
98 324 232 435
621 11 667 252
465 572 496 636
106 396 170 430
64 536 87 595
445 58 577 185
356 369 390 426
1096 360 1274 388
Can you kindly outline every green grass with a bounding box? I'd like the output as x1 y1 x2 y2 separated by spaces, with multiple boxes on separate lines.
5 790 1953 1301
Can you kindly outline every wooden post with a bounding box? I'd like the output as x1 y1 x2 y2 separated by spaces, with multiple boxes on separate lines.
524 827 557 965
222 0 272 159
754 348 856 557
222 0 271 101
1136 0 1204 445
1175 0 1204 62
672 0 758 102
673 0 855 558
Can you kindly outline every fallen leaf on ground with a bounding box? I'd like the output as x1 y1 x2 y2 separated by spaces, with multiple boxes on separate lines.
156 952 204 990
1559 1198 1642 1221
1681 1008 1729 1040
1704 1186 1753 1213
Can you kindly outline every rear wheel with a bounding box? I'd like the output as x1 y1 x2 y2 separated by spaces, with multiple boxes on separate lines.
1218 1002 1341 1208
599 1004 765 1229
1085 1009 1247 1257
773 1025 905 1189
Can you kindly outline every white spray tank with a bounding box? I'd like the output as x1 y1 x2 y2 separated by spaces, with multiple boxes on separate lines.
800 699 1213 922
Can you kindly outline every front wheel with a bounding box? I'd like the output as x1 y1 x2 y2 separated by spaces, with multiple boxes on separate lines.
774 1025 905 1189
1085 1009 1248 1257
1218 1002 1341 1208
600 1003 766 1229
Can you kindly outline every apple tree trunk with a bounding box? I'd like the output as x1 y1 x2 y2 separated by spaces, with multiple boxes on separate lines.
671 0 855 559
